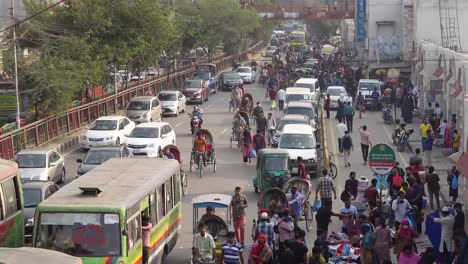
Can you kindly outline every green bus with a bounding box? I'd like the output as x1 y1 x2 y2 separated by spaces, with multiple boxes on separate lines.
0 159 24 247
33 157 182 264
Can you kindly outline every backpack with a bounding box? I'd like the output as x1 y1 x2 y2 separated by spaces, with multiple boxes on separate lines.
392 174 403 187
243 130 251 145
451 175 458 190
342 136 352 149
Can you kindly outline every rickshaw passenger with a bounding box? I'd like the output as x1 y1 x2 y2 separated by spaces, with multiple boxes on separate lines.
163 148 174 159
193 223 216 262
194 132 207 167
200 206 216 222
241 97 249 109
268 196 285 217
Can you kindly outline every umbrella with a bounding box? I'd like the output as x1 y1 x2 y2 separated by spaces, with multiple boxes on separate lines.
321 44 335 55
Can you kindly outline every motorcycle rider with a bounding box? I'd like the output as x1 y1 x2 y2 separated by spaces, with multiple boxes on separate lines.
231 86 242 108
250 59 257 72
191 106 204 132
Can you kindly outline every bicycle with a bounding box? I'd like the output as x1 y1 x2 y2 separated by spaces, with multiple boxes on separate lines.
328 152 338 179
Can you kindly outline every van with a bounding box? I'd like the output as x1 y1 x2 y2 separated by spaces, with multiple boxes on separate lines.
283 101 316 120
294 78 321 110
285 87 311 105
358 79 381 107
125 96 162 124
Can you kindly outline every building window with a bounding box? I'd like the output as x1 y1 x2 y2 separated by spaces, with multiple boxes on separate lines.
430 80 443 90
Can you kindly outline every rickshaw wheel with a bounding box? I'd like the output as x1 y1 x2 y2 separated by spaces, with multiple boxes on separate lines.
329 163 338 179
213 153 217 172
182 174 188 196
304 203 313 231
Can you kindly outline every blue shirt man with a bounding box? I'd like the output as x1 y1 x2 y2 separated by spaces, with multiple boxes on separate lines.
288 187 303 224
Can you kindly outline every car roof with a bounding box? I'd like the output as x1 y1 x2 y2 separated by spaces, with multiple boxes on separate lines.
17 149 52 155
159 91 177 94
359 79 380 83
237 66 250 69
130 96 156 101
286 101 313 108
327 86 346 90
88 146 124 152
286 87 310 94
281 114 308 121
295 78 318 84
22 180 55 190
282 124 314 134
95 116 127 121
135 122 169 128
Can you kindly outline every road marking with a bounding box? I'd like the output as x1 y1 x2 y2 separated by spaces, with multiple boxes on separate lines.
382 124 408 168
175 122 182 127
220 128 228 135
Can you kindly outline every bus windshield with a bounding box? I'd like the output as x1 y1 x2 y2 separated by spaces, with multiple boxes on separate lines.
35 212 121 257
290 34 305 42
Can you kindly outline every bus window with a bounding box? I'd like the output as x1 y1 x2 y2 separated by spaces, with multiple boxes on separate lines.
156 186 164 220
1 178 19 218
149 191 157 226
165 179 173 214
173 174 180 205
127 215 141 252
0 188 4 221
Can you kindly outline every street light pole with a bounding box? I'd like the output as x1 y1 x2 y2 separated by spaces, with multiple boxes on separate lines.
10 0 21 129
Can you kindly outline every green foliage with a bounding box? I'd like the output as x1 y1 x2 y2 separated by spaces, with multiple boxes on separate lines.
306 20 340 38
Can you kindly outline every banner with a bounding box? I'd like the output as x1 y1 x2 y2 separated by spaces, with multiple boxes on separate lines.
356 0 366 43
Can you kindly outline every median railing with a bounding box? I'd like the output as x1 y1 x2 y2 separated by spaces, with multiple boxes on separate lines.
0 41 264 160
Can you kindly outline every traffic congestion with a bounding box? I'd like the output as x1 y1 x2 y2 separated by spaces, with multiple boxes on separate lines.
0 25 467 264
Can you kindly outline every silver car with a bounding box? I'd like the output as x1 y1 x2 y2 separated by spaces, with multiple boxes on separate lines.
16 150 66 183
125 96 162 123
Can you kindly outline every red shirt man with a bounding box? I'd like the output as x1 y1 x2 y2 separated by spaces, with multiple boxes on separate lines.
297 157 309 179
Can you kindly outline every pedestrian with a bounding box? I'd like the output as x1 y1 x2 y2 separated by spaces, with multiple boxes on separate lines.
277 239 295 264
342 130 353 167
335 100 344 122
428 207 455 261
392 191 412 231
406 181 424 234
315 169 337 210
315 200 341 241
409 148 423 166
256 112 267 134
253 130 266 153
240 128 253 164
434 102 442 118
253 102 264 121
339 197 358 234
254 212 275 249
230 186 248 247
308 246 325 264
336 119 347 156
426 166 441 210
453 129 461 152
422 129 434 166
374 216 392 264
287 186 303 227
296 156 309 180
266 113 276 146
221 231 244 264
249 234 273 264
398 243 421 264
368 201 379 227
268 196 284 217
277 87 285 110
453 203 466 245
343 101 355 132
269 88 277 110
359 125 371 165
419 118 432 148
341 171 357 202
387 166 404 197
288 229 308 264
277 209 294 251
141 215 152 264
371 88 380 111
325 94 331 118
364 179 379 205
448 165 460 202
418 247 436 264
359 223 376 264
394 219 418 259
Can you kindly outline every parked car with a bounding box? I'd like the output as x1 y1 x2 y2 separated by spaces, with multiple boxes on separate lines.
76 145 133 178
272 114 312 147
357 79 382 108
278 124 320 177
234 66 256 84
82 116 135 150
125 96 162 123
180 79 209 104
265 46 278 57
283 101 316 120
219 72 243 91
124 122 176 156
16 150 66 183
158 91 186 117
325 86 350 109
23 180 60 242
192 71 218 94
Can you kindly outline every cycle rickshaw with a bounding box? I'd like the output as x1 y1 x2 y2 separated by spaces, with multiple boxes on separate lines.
189 129 217 177
240 93 254 115
163 145 188 196
282 177 313 231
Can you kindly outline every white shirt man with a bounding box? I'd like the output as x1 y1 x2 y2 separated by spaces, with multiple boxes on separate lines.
336 121 347 154
438 120 448 138
277 88 286 101
392 195 412 224
431 207 455 253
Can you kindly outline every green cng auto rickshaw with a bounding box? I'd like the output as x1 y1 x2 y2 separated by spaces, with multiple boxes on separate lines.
253 149 291 193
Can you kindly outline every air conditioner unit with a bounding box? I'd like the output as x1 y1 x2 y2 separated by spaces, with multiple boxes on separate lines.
364 37 369 50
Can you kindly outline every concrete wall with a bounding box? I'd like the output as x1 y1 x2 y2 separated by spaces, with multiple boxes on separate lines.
340 19 355 48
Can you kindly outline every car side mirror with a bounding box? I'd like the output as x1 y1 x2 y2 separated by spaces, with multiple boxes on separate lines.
76 159 82 163
119 126 125 130
316 144 321 149
124 134 129 137
161 135 166 139
49 161 57 167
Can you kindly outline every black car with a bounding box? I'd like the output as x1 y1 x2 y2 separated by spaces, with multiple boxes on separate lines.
219 72 243 91
23 180 60 242
191 71 218 94
76 145 133 178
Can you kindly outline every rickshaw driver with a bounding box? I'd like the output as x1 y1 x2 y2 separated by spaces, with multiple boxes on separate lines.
193 223 216 262
194 132 207 168
233 113 246 134
287 186 303 227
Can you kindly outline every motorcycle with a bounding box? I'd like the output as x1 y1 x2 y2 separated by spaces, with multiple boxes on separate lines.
190 112 203 134
381 105 394 125
397 128 414 153
392 120 403 145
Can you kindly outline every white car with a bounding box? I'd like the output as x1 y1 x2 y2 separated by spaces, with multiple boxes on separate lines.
82 116 135 149
325 86 350 109
278 124 319 177
235 67 256 84
16 150 66 183
158 91 186 117
266 46 278 57
124 122 176 156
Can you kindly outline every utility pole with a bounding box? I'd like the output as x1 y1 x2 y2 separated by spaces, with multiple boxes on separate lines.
10 0 21 129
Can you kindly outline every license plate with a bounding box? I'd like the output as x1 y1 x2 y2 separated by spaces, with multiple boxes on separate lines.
292 167 298 173
132 149 145 153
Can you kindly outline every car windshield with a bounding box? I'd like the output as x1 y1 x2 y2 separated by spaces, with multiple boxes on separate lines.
359 82 380 91
184 80 202 88
224 73 240 79
236 68 250 73
192 73 209 80
35 212 121 257
84 150 121 165
267 47 276 51
23 189 42 208
129 127 159 138
279 134 316 149
294 82 314 92
158 93 177 101
265 157 288 171
327 89 343 96
278 119 308 131
89 120 117 131
127 101 150 110
17 154 46 168
284 107 314 119
286 94 310 103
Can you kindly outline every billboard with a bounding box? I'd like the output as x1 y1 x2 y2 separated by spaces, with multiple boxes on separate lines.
356 0 366 43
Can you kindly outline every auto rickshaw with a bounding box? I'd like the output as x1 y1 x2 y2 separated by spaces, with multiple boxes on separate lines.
253 149 291 193
191 194 231 263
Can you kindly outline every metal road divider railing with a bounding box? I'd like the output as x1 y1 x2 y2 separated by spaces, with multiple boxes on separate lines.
0 41 264 160
320 101 329 171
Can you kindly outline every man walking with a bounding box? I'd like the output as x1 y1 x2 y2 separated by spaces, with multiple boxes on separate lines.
230 186 248 247
336 119 347 156
253 130 266 152
256 112 267 134
419 118 432 149
359 125 371 165
266 113 276 146
343 102 355 133
428 207 455 261
325 94 331 119
342 131 353 167
315 169 337 210
422 129 434 166
426 166 441 210
277 87 286 110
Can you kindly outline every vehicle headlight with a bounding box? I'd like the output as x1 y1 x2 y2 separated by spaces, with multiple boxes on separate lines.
25 217 34 227
147 144 155 148
105 136 114 140
307 158 315 163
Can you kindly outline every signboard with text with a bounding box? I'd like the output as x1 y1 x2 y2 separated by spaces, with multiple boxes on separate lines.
369 143 396 175
356 0 366 43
